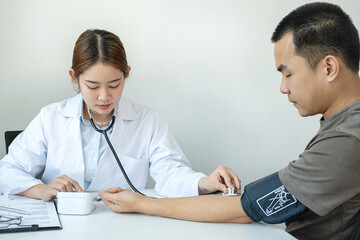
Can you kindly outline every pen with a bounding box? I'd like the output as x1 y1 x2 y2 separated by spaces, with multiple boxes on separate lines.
0 206 31 215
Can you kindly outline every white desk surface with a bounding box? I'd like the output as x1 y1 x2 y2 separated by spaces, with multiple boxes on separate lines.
1 190 295 240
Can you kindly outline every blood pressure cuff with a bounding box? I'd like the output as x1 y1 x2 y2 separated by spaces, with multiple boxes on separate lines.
241 172 308 224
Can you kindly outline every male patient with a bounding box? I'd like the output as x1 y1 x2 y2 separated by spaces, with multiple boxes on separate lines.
98 2 360 239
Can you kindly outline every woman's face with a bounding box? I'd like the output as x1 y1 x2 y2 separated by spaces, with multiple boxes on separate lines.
71 62 126 122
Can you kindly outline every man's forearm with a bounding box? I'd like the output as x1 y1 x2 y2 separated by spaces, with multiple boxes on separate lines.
137 194 252 223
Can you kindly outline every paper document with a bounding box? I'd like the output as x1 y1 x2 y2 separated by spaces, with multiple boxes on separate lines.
0 195 61 232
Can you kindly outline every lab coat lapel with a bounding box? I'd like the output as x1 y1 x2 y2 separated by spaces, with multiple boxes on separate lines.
107 97 139 151
60 94 84 165
70 117 84 162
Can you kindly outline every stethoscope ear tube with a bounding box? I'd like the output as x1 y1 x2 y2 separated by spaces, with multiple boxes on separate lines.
90 116 116 133
90 116 146 196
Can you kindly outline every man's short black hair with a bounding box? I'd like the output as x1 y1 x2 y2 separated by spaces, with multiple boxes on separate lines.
271 2 360 73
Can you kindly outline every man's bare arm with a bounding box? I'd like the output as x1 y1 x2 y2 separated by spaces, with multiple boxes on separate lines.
98 188 252 223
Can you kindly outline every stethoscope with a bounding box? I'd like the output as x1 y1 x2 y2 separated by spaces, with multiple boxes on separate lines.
87 106 239 198
87 106 145 196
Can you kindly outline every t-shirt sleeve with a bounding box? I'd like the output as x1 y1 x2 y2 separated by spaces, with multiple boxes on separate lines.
279 131 360 216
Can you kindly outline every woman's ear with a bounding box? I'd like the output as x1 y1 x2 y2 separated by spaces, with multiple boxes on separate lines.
69 68 78 84
125 65 131 78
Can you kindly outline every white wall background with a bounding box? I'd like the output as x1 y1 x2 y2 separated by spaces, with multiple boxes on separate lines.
0 0 359 188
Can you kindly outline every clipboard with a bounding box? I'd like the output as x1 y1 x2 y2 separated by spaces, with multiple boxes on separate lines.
0 224 39 233
0 195 62 233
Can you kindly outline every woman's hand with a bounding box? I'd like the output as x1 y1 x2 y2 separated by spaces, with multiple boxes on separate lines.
198 165 241 195
18 174 84 201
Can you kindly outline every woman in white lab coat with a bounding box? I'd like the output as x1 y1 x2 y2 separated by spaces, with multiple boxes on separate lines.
0 29 240 201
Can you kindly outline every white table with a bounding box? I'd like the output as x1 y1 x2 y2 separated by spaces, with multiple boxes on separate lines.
1 190 295 240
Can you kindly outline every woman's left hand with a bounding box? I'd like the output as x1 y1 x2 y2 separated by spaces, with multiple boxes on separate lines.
198 165 241 195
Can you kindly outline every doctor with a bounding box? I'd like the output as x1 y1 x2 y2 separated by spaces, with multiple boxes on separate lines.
0 29 240 202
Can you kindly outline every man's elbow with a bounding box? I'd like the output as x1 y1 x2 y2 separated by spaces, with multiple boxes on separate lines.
220 216 253 224
235 216 253 223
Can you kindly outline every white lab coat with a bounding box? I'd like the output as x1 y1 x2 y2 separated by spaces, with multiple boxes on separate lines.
0 94 206 197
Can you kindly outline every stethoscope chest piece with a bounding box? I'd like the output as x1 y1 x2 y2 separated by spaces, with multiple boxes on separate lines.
222 187 240 196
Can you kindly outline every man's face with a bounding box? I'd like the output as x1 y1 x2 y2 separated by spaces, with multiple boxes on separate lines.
274 33 328 117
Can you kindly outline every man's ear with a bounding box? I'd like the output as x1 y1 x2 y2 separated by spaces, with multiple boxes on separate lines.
69 68 78 84
323 55 339 83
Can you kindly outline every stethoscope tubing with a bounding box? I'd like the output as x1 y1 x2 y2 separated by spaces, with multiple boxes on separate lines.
89 116 145 196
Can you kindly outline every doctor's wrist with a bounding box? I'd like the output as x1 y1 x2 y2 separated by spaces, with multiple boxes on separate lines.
18 184 47 200
198 177 212 195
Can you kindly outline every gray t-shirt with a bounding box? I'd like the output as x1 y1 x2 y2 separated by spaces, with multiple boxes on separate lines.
279 100 360 240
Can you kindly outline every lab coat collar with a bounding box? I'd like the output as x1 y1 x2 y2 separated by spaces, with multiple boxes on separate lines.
61 93 140 120
117 96 139 121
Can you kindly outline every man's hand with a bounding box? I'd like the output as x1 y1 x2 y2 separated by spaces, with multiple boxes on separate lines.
98 187 146 213
198 165 241 194
18 174 84 201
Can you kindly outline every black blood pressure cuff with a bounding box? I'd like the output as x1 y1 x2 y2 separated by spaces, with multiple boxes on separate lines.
241 172 308 224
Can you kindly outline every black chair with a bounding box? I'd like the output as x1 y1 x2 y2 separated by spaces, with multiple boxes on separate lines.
350 210 360 240
4 130 44 179
4 130 23 154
